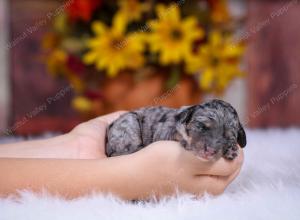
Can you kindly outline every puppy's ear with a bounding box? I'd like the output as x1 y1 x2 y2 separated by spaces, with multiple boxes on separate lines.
237 123 247 148
175 105 197 124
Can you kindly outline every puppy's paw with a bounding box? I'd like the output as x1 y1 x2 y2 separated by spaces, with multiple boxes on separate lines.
223 144 238 160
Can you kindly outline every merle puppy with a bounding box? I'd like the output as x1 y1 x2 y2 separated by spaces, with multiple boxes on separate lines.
106 99 246 160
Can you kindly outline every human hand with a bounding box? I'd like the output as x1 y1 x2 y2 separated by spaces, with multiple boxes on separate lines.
116 141 244 199
69 111 127 159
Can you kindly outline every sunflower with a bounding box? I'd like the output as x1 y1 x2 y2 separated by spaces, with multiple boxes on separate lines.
148 4 204 65
117 0 150 22
83 14 145 77
186 31 244 92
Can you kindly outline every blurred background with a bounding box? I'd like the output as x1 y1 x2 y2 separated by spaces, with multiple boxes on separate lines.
0 0 299 136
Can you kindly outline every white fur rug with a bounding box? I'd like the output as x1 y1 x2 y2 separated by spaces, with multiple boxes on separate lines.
1 129 300 220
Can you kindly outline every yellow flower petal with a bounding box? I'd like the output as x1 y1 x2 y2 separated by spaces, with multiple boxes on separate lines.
72 96 92 112
112 13 127 35
83 51 98 64
92 21 107 35
156 4 167 20
185 52 204 74
200 68 215 90
107 64 119 77
117 0 150 22
223 44 244 58
166 4 180 22
210 31 222 48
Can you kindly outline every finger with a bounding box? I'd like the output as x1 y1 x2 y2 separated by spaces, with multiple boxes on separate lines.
220 160 243 186
210 147 243 176
94 111 128 124
191 168 238 196
208 164 242 195
195 150 243 195
219 148 244 185
184 146 244 176
190 175 224 196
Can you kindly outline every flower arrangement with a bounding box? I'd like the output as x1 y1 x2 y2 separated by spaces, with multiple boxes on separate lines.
43 0 245 115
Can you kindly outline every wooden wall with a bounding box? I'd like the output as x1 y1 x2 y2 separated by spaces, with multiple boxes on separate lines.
8 0 79 135
246 0 300 127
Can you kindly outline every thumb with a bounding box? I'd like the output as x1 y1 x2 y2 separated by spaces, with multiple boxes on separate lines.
94 111 128 124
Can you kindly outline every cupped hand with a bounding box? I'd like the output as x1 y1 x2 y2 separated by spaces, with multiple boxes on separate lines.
120 141 244 199
69 111 127 159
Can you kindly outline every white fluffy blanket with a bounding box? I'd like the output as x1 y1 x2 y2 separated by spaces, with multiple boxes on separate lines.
1 129 300 220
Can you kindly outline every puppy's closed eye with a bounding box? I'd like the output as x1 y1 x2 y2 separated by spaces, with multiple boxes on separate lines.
195 122 210 131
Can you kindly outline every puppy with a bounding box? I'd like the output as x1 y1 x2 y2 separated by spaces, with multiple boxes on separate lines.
105 99 246 160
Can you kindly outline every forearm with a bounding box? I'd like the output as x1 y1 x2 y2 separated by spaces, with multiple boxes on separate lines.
0 157 137 200
0 134 78 159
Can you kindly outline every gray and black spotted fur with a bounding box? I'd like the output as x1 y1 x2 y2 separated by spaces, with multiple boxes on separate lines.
105 99 246 161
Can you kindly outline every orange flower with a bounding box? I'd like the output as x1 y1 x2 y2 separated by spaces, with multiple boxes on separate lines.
67 0 102 22
208 0 230 24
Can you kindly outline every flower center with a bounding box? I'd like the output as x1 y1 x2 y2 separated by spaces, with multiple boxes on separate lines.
211 56 220 66
111 37 126 50
170 28 183 41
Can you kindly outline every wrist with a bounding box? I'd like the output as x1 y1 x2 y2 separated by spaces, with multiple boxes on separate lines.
97 152 163 200
42 133 80 159
110 147 177 200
